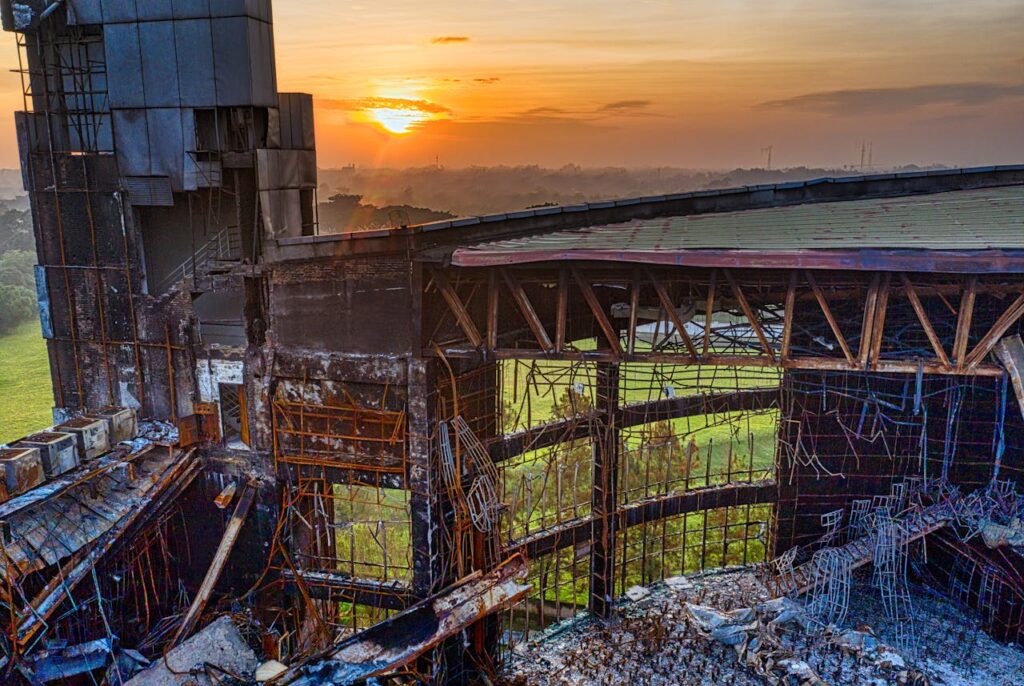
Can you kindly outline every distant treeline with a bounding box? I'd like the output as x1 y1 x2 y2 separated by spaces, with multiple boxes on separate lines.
316 164 947 219
0 202 37 335
317 193 454 233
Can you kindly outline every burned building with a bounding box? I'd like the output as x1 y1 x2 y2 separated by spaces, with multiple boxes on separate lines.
2 1 1024 684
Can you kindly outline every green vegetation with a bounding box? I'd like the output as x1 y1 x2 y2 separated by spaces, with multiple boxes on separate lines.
332 483 413 584
496 355 779 622
0 200 54 443
0 321 52 444
0 249 37 336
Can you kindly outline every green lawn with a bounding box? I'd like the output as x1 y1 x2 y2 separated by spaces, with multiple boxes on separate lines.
0 321 53 444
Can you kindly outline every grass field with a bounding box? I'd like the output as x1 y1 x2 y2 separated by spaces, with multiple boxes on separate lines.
0 321 52 444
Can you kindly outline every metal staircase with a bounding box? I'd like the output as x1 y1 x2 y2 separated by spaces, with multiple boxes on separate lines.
155 227 242 294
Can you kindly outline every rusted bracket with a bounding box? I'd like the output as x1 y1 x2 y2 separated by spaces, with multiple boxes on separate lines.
900 273 952 370
429 266 483 348
805 270 856 366
953 275 978 370
571 267 623 357
502 268 554 352
965 290 1024 370
724 270 776 363
647 269 698 361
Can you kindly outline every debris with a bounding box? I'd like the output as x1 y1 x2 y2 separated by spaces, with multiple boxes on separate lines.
0 447 44 495
214 482 237 509
663 576 694 591
506 570 1024 686
256 660 289 681
279 555 530 685
979 519 1024 549
123 616 258 686
170 481 257 647
22 638 114 683
625 585 650 601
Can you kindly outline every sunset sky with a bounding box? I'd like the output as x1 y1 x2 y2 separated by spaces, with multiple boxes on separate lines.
0 1 1022 169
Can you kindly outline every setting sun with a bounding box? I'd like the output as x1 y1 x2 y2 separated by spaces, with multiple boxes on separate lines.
366 107 431 134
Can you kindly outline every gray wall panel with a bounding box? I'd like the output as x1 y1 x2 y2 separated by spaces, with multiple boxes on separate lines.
104 23 144 108
211 17 251 105
299 94 315 150
174 19 216 106
147 108 185 189
136 0 173 20
247 0 272 22
248 18 277 106
172 0 211 18
277 94 293 149
211 0 248 17
100 0 138 22
66 0 103 25
181 109 200 190
112 108 150 176
139 21 181 107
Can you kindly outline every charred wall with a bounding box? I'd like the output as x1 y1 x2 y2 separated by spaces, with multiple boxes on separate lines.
775 370 1021 552
268 255 412 354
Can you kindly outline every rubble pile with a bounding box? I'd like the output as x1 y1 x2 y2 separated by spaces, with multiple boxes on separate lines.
502 570 1024 686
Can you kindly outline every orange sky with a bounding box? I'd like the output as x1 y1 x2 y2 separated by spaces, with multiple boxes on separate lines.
0 1 1022 169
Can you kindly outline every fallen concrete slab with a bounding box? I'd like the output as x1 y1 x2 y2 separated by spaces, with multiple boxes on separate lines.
123 616 259 686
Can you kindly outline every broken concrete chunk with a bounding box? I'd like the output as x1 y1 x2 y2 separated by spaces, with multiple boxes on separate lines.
123 617 258 686
256 660 288 682
980 519 1024 549
663 575 694 591
711 621 758 646
686 603 755 632
624 585 650 601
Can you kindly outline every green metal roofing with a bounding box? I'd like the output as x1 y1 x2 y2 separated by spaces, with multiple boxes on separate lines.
450 185 1024 273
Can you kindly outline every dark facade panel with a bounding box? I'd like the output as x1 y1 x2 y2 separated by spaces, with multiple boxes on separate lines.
135 0 175 21
139 21 181 108
99 0 137 23
211 17 251 105
104 23 145 108
145 108 185 188
66 0 103 25
172 0 211 20
173 19 216 107
247 17 277 106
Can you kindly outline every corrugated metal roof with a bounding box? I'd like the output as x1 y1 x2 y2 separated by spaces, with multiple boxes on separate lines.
450 186 1024 273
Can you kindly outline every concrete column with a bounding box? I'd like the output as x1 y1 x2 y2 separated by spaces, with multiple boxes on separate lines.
589 362 620 618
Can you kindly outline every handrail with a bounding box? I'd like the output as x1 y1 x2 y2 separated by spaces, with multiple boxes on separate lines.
155 227 241 293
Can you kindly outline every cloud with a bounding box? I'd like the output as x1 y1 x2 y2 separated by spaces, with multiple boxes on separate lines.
508 101 656 123
758 82 1024 114
474 77 501 84
521 106 568 117
431 36 470 44
319 97 452 115
599 99 653 112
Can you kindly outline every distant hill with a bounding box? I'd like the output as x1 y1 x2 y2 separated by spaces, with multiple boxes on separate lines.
0 163 952 228
317 193 454 233
316 164 949 218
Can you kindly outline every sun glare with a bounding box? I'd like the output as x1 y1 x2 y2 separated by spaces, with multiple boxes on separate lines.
367 107 430 135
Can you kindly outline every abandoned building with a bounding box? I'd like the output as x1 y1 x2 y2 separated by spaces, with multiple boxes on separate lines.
1 1 1024 684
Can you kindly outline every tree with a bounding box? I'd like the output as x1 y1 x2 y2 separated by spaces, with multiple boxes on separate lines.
0 283 37 334
0 250 36 290
0 250 38 335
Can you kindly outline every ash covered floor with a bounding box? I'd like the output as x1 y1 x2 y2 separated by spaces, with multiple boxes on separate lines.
501 570 1024 686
